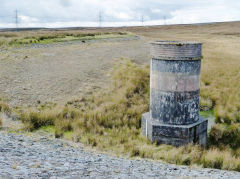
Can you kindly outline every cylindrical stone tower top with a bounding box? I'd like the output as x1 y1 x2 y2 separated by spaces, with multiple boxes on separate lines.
151 41 202 60
150 40 202 125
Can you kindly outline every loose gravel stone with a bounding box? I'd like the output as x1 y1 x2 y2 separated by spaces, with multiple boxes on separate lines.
0 131 240 179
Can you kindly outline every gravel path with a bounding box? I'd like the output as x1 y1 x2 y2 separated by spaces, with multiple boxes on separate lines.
0 131 240 179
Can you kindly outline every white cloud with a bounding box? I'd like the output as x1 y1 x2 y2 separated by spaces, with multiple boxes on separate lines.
169 3 240 24
19 16 39 23
0 0 240 28
151 8 162 14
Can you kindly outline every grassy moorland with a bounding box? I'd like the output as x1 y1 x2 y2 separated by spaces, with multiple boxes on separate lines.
16 58 240 171
1 22 240 171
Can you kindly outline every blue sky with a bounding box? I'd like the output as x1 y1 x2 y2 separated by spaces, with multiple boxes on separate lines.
0 0 239 28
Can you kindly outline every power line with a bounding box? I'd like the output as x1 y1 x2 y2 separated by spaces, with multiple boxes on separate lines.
99 11 102 27
164 16 166 25
15 10 18 30
141 15 144 26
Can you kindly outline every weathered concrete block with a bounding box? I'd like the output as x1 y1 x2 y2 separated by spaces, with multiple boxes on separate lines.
142 112 208 146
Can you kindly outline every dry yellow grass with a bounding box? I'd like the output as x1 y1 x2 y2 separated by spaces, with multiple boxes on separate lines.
17 58 240 171
0 99 11 115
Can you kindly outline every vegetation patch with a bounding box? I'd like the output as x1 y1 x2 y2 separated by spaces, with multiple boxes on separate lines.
0 31 131 47
1 22 240 172
15 59 240 171
0 98 11 115
209 123 240 149
199 110 213 119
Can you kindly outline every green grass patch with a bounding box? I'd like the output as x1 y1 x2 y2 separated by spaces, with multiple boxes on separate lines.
38 125 56 134
7 32 132 46
200 110 214 119
63 131 74 140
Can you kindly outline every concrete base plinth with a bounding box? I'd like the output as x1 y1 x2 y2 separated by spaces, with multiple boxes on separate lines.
141 112 208 147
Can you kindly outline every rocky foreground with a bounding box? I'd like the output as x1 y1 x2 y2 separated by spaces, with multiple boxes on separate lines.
0 131 240 179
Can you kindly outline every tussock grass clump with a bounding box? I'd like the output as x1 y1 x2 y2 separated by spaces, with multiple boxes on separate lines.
0 99 12 127
201 148 240 170
20 108 58 131
20 106 81 132
209 124 240 149
0 101 11 115
0 40 6 47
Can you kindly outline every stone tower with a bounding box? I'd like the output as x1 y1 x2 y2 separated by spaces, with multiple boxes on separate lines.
142 41 208 146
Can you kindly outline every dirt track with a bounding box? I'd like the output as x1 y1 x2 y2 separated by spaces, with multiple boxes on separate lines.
0 37 150 106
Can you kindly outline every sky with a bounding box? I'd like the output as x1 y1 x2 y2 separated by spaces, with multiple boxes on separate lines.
0 0 240 28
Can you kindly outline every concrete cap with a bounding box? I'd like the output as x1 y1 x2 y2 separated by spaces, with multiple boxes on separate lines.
151 40 202 45
150 40 202 60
